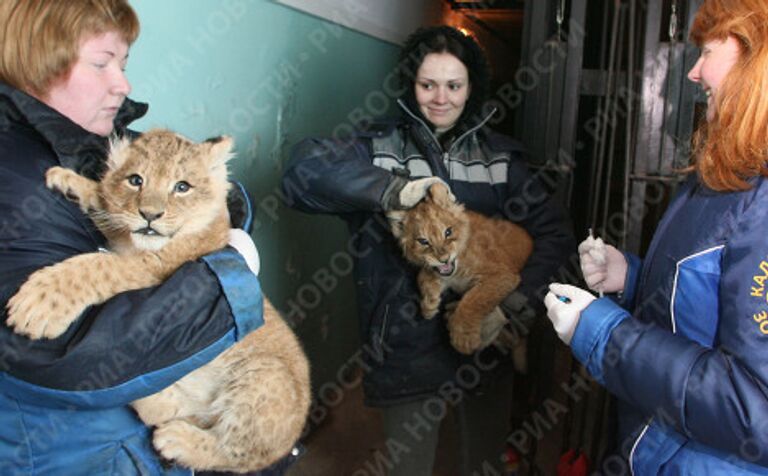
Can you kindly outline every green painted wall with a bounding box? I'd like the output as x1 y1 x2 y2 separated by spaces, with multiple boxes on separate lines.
128 0 400 393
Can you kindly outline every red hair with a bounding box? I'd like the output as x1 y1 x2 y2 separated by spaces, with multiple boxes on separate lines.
689 0 768 191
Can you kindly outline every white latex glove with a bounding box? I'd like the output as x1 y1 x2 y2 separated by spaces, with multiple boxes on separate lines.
578 236 627 294
399 177 449 208
543 283 596 345
228 228 260 276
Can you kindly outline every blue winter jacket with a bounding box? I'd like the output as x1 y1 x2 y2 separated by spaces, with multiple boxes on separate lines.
282 101 575 405
572 175 768 474
0 83 264 475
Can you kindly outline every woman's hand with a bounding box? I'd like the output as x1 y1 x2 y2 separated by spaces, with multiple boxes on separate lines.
228 228 260 276
398 177 448 208
578 236 627 294
543 283 596 344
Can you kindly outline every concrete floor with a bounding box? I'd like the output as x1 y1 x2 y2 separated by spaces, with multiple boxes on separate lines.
285 340 606 476
285 383 461 476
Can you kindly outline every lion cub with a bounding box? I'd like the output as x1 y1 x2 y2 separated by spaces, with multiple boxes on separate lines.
6 129 310 473
388 182 533 354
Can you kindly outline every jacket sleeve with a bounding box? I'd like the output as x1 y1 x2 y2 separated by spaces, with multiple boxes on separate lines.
503 157 577 302
281 137 400 214
618 252 642 308
0 160 263 409
571 197 768 464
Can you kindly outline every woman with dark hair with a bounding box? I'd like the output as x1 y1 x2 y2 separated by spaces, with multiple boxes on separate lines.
0 1 275 474
545 0 768 473
283 25 575 475
397 25 491 138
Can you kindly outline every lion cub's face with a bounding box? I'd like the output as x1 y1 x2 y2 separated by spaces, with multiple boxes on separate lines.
99 129 233 251
389 183 469 277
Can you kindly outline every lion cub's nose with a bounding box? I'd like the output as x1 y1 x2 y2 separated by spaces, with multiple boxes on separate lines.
140 209 164 222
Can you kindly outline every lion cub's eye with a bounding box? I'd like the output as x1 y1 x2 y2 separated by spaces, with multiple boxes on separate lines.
417 237 429 246
127 174 143 187
174 181 192 193
445 227 453 238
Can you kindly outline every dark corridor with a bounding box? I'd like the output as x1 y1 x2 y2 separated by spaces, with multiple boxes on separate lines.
289 0 706 474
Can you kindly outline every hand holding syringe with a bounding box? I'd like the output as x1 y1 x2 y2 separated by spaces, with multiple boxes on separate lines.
578 229 627 297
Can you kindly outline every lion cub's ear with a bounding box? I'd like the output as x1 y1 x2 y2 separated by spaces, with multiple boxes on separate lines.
203 135 235 176
106 135 132 171
385 210 407 239
427 182 456 206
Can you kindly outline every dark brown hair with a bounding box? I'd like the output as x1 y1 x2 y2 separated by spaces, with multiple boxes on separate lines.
398 26 491 127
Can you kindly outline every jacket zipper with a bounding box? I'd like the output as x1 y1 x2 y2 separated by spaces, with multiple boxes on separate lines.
396 99 497 167
445 112 496 156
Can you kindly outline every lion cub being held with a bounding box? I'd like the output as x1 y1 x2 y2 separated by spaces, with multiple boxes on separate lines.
6 129 310 473
388 182 533 354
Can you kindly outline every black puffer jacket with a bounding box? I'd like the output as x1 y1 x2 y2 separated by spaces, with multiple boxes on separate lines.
282 103 576 405
0 82 265 475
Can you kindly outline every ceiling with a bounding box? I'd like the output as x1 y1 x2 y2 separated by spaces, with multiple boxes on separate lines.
447 0 525 10
446 0 525 46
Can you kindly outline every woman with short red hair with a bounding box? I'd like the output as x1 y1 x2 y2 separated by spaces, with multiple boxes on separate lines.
0 2 268 475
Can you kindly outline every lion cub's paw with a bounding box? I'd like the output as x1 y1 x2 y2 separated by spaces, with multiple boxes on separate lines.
448 317 482 355
45 166 99 211
6 268 82 339
154 420 214 469
132 393 182 427
421 299 440 319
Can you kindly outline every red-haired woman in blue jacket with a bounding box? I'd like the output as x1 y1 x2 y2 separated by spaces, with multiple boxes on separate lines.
545 0 768 474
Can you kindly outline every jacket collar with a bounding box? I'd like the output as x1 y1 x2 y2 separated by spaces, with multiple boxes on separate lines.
396 98 496 154
0 81 147 178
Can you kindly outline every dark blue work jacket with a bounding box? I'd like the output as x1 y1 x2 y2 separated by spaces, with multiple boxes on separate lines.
282 102 575 405
573 175 768 474
0 82 263 475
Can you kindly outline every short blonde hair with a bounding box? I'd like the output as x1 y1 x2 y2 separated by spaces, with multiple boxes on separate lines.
689 0 768 191
0 0 139 97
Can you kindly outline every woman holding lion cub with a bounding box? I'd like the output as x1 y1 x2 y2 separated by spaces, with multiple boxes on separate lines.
283 26 575 476
0 1 291 475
